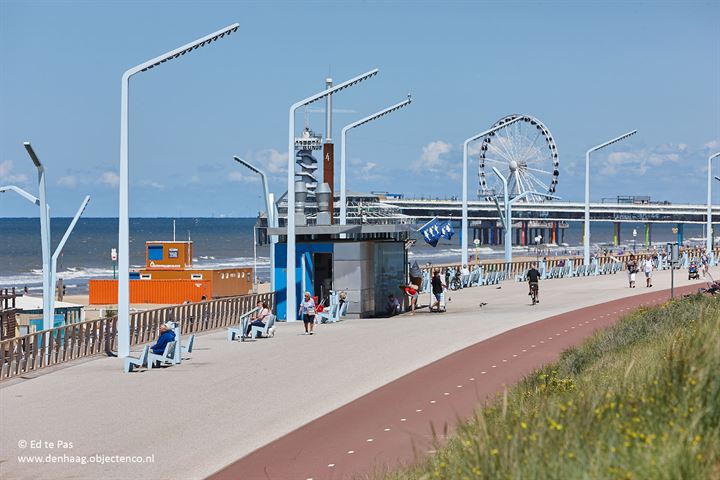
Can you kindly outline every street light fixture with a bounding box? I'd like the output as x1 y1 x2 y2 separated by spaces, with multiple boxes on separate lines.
1 186 90 336
233 156 275 291
23 142 52 331
461 117 524 267
706 152 720 255
49 196 90 322
286 68 379 322
117 23 239 358
340 94 412 225
584 130 638 265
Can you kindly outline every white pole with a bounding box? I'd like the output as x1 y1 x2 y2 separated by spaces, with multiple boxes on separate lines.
286 68 379 321
253 225 258 293
232 156 275 291
49 196 91 320
584 148 591 266
269 192 276 292
461 139 469 266
491 167 511 264
117 23 239 358
118 73 131 357
340 127 348 225
23 142 52 331
339 95 412 225
287 107 297 321
583 130 637 266
461 117 524 267
707 153 720 255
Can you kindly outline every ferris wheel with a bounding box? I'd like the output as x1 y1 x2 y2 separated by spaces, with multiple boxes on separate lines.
478 114 559 202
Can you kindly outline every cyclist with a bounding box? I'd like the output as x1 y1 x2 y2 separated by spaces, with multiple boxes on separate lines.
527 263 541 304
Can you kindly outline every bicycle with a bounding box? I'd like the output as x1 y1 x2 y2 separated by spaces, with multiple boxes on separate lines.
449 270 462 291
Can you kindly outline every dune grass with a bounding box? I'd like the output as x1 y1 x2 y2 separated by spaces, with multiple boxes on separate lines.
383 295 720 480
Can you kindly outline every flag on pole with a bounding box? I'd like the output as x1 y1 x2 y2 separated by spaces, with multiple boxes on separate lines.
418 218 442 247
440 220 454 240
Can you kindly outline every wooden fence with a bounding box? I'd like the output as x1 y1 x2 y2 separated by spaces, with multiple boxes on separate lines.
0 291 275 381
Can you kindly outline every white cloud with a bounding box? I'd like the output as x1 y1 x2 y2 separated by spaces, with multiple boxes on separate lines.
704 140 720 151
98 171 119 187
57 175 77 188
0 160 29 183
411 141 459 179
259 149 288 175
228 171 259 183
601 143 689 176
359 160 379 180
140 180 164 190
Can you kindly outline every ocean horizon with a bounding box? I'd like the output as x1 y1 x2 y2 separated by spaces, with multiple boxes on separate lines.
1 217 709 295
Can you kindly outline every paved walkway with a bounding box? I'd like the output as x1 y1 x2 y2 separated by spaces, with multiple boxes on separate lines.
0 266 715 480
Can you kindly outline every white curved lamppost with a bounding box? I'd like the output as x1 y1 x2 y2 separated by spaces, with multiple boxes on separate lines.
117 23 239 358
340 95 412 225
285 68 378 322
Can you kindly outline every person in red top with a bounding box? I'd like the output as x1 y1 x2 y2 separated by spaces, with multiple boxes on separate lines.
401 284 418 315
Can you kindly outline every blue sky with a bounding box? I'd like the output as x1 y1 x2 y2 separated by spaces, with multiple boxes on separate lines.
1 0 718 218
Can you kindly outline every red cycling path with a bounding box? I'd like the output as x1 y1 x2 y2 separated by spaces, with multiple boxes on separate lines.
208 285 698 480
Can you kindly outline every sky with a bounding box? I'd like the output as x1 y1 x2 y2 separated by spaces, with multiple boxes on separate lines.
0 0 718 218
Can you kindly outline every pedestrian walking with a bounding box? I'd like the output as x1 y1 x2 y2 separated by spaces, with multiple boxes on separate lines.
430 270 446 312
643 255 654 287
298 291 316 335
626 254 638 288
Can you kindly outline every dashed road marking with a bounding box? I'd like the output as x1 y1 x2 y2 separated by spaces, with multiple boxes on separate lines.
400 418 407 422
347 450 354 454
328 464 335 467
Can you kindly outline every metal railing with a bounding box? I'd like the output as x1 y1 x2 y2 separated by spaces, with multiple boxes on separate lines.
420 247 720 279
0 291 275 381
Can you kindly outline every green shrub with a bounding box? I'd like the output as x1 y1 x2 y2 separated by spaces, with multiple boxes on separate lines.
384 295 720 480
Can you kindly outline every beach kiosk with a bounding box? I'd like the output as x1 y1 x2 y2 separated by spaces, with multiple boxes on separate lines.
269 224 412 320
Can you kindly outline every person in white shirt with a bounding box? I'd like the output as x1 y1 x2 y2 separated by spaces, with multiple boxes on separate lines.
460 264 471 288
643 256 654 288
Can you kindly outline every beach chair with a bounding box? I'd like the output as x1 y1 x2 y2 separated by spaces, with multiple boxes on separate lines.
147 341 177 369
123 345 149 373
181 334 195 356
227 307 259 341
468 267 481 287
316 304 339 324
250 314 276 339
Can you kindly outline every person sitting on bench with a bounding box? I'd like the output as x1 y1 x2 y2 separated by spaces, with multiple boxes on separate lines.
151 323 176 355
386 294 401 316
246 301 271 338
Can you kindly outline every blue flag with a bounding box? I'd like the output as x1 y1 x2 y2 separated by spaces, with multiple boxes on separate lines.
418 218 442 247
440 220 454 240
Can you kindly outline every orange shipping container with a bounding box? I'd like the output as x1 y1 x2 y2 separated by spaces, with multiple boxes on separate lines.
89 279 211 305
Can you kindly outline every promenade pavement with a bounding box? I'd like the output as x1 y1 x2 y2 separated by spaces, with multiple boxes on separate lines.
1 265 716 480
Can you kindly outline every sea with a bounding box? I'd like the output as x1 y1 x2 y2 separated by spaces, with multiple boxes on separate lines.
0 218 710 295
